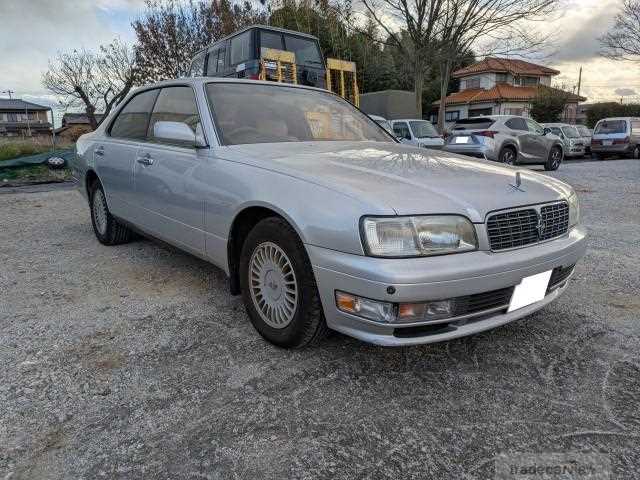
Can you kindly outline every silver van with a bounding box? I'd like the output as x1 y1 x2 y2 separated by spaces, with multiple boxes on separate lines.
591 117 640 159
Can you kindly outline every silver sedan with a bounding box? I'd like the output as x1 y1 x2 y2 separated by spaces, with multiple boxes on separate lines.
71 78 586 348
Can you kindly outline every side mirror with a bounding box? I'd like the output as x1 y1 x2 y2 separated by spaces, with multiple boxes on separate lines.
154 121 207 148
543 127 551 136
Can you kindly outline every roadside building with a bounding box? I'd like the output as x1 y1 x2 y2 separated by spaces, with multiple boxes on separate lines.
432 57 586 127
0 99 52 137
55 113 104 141
359 90 418 120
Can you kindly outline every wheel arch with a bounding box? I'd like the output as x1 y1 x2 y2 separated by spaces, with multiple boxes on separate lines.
226 203 305 296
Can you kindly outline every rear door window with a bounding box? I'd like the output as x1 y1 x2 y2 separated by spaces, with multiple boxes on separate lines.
595 120 627 134
147 86 202 146
230 31 252 65
505 118 527 131
110 89 159 140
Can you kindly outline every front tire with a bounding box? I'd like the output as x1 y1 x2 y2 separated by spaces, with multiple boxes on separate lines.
239 217 328 348
89 179 133 245
545 146 563 171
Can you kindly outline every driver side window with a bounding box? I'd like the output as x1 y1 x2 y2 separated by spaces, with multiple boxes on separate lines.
526 118 544 135
393 122 411 140
147 86 202 146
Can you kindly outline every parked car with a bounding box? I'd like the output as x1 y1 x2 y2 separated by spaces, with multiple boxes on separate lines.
188 25 326 89
368 114 394 135
72 78 586 348
541 123 585 158
591 117 640 160
390 119 445 149
443 115 565 170
576 125 593 154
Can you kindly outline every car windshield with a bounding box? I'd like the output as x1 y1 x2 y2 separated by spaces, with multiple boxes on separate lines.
283 35 323 65
409 121 439 138
374 119 393 133
561 126 580 138
206 83 392 145
595 120 627 134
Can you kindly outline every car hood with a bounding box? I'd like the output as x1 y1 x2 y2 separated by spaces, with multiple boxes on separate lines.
219 141 573 222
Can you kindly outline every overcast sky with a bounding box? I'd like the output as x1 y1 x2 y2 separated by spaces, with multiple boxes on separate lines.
0 0 636 124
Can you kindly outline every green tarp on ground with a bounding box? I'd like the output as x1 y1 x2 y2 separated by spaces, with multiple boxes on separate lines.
0 149 75 169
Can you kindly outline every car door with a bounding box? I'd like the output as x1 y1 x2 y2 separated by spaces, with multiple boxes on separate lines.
133 85 207 254
392 121 414 144
96 88 159 220
522 118 548 162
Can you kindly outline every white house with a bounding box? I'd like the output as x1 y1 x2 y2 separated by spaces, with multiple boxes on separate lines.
431 57 586 125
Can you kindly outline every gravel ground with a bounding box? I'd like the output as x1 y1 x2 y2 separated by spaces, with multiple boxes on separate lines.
1 159 639 479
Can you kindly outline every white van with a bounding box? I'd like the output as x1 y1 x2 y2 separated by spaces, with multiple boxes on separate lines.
591 117 640 159
390 119 445 149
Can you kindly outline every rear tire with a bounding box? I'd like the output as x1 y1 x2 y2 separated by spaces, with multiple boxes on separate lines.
545 146 563 171
239 217 328 348
89 179 133 245
499 146 517 165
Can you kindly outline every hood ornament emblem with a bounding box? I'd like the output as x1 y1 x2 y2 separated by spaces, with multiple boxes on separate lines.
509 171 525 192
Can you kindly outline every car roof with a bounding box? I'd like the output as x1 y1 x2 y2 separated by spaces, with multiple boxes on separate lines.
130 77 333 96
368 115 387 121
596 117 640 121
392 118 431 122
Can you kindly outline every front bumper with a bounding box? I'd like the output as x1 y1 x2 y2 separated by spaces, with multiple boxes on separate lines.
308 226 587 346
565 146 585 157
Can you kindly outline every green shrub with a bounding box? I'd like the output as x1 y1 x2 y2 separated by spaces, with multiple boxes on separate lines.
0 139 54 162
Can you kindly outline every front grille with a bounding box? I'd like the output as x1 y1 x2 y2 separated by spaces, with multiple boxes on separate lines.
539 203 570 241
487 202 569 251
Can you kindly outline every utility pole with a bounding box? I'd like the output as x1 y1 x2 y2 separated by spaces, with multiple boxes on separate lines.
576 67 582 98
1 89 15 99
25 105 31 137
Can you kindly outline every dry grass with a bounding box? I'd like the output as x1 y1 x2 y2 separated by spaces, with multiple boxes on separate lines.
0 137 74 162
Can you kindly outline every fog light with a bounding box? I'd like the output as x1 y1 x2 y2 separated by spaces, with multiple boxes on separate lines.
396 300 453 323
335 291 395 323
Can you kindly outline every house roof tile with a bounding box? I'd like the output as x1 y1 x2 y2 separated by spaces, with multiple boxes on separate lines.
452 57 560 78
0 99 50 111
435 85 586 106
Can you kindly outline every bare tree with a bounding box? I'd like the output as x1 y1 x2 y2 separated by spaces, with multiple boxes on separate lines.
42 39 138 129
433 0 558 132
359 0 446 117
600 0 640 62
132 0 266 83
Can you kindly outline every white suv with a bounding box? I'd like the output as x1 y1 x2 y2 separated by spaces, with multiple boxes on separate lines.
390 119 445 149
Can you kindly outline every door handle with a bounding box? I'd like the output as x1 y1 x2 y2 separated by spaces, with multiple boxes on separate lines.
95 146 104 156
136 153 154 166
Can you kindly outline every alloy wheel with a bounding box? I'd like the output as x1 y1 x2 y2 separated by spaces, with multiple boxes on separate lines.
551 148 562 168
501 149 515 165
92 189 108 236
249 242 298 329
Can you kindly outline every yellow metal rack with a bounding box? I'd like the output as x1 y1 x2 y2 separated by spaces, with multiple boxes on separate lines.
326 58 359 107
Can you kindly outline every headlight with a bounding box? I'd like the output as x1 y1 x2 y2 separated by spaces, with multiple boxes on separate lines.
568 192 580 228
361 215 477 257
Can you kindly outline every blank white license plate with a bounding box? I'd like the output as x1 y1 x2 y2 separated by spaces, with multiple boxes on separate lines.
508 270 552 312
602 140 613 146
455 136 470 144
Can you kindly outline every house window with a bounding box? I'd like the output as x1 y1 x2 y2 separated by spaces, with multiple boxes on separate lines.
504 107 523 116
496 73 508 83
445 111 460 122
464 78 481 90
515 76 539 87
7 113 17 122
468 108 493 117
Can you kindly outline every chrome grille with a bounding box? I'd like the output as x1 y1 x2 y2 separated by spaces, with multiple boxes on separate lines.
539 203 570 241
487 202 569 251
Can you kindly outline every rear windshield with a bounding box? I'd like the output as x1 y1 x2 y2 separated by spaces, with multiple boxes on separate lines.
409 121 439 138
595 120 627 135
206 83 391 145
452 118 495 130
561 126 580 138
